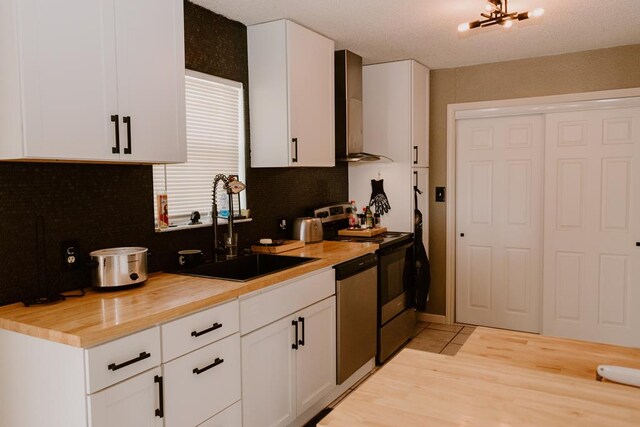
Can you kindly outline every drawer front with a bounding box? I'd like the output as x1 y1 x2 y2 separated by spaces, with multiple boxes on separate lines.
163 333 241 427
85 327 161 394
240 268 335 335
162 299 239 362
198 400 242 427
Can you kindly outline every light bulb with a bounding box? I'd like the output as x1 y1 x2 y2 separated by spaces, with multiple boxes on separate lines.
485 3 495 12
501 19 513 28
458 22 471 32
531 8 545 18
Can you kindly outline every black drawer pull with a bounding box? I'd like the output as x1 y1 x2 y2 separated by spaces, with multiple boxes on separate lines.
298 316 305 346
191 322 222 337
292 319 299 350
111 114 120 154
413 146 418 164
154 375 164 418
123 116 132 154
192 357 224 375
108 351 151 371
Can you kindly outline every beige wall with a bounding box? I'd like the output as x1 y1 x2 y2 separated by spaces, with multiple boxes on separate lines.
427 44 640 316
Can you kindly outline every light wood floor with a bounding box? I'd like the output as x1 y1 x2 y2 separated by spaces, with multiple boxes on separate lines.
458 327 640 381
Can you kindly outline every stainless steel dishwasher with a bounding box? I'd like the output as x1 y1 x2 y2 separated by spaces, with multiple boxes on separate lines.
334 253 378 384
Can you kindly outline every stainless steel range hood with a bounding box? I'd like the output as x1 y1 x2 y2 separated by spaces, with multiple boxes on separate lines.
335 50 391 163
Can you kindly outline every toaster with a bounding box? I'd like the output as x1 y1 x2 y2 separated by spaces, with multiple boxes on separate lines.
292 217 324 243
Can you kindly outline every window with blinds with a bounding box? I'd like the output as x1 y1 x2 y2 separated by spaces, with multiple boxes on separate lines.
153 70 246 228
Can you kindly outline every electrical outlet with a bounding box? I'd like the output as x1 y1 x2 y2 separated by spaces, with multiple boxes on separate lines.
277 217 287 233
61 240 80 271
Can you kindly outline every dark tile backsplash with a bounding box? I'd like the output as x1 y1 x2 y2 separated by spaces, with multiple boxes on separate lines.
0 1 347 305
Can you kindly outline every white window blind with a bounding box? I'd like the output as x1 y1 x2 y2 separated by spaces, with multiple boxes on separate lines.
153 70 246 227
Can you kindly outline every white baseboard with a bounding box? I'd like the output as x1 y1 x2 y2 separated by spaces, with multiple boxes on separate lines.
417 312 446 324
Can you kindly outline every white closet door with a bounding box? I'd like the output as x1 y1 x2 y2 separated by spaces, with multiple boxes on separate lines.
456 115 544 332
543 107 640 347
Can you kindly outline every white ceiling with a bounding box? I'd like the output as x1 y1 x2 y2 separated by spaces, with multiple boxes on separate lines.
190 0 640 69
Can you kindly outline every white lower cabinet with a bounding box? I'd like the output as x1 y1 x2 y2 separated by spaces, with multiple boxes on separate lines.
241 296 336 427
0 269 341 427
87 367 163 427
198 400 242 427
295 298 336 415
164 333 241 427
242 315 297 427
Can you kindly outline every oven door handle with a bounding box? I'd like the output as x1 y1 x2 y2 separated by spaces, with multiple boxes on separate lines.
377 241 414 256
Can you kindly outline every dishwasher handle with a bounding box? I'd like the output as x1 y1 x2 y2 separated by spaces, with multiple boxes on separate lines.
334 253 378 280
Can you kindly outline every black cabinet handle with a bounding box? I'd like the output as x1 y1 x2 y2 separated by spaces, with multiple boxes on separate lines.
191 322 222 337
292 319 299 349
108 351 151 371
111 114 120 154
192 357 224 375
123 116 132 154
460 233 465 237
154 375 164 418
414 171 418 188
292 138 298 163
636 242 640 246
298 316 305 346
413 146 418 164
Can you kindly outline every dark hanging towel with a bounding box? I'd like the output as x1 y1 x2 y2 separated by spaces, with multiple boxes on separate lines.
413 185 431 311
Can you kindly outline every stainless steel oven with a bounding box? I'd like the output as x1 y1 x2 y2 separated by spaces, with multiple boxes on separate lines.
377 237 415 363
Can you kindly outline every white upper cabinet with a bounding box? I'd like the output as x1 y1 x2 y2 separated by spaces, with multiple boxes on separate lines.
248 20 335 167
363 60 429 166
0 0 186 163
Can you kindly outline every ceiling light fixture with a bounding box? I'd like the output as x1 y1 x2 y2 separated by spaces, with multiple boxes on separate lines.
458 0 544 32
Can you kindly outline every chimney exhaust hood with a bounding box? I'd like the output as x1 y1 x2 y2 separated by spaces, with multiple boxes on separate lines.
335 50 391 163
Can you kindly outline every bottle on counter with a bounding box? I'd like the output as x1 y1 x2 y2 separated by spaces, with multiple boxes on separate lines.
365 205 373 229
349 200 358 228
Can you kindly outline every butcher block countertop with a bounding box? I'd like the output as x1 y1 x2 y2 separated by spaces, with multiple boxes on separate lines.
0 241 376 348
320 327 640 427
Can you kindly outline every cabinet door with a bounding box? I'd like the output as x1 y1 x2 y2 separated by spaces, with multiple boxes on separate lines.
88 367 163 427
295 297 336 415
16 0 118 161
363 61 412 163
412 168 429 256
241 316 296 427
199 400 242 427
287 21 335 167
411 62 429 168
113 0 186 163
164 334 241 427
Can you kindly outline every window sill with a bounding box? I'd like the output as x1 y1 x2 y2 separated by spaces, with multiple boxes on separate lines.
155 217 253 233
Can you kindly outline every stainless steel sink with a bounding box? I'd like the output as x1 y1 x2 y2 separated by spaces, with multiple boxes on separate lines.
173 254 318 282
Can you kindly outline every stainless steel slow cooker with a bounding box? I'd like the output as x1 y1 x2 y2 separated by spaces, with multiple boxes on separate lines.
89 247 148 289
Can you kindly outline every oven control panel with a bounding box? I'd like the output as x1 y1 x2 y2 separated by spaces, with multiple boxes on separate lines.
313 203 352 223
